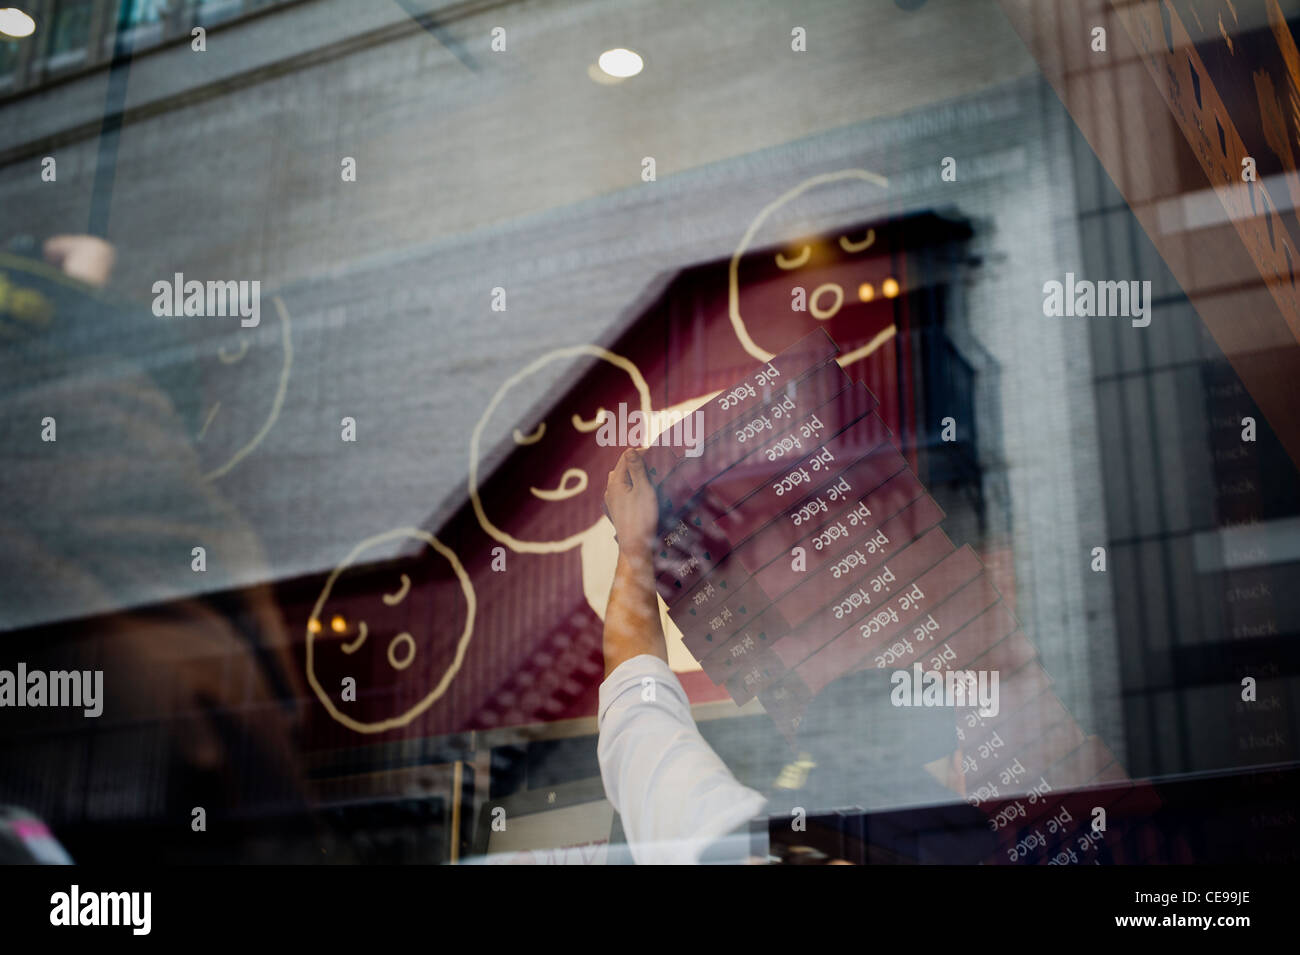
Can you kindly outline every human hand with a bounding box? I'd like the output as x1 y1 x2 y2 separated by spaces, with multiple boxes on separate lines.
603 448 658 558
43 234 116 287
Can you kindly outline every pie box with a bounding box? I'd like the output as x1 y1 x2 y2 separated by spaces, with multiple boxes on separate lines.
722 524 957 703
651 380 872 589
658 429 904 609
731 452 918 579
771 542 984 707
658 406 897 609
696 493 951 680
653 544 729 605
700 502 947 681
963 714 1087 797
654 361 851 518
651 517 733 604
987 753 1133 862
707 402 899 530
864 575 1009 674
693 384 886 520
654 510 716 564
688 327 840 454
922 600 1021 673
962 690 1075 772
670 366 861 493
755 681 807 739
999 785 1150 866
671 574 768 650
638 444 681 486
681 485 946 657
956 680 1059 748
708 406 897 536
966 630 1037 677
996 737 1124 839
638 328 842 486
745 470 930 598
662 569 743 625
953 664 1056 751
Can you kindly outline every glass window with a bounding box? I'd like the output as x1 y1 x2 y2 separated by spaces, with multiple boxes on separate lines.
2 0 1298 872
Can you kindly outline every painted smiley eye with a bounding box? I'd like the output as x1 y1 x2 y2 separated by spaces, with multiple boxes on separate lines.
571 409 608 433
341 620 368 654
775 245 812 270
838 229 876 253
382 573 411 606
513 422 546 445
218 336 251 364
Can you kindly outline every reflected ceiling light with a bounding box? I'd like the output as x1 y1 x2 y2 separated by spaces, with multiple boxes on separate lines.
597 47 643 78
0 8 36 38
857 282 875 302
882 277 900 298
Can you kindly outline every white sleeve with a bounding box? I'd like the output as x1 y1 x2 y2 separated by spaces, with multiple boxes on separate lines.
597 654 767 864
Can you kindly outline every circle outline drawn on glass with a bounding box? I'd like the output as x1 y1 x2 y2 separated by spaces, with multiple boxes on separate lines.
202 294 293 481
307 527 476 733
728 169 890 363
469 344 653 554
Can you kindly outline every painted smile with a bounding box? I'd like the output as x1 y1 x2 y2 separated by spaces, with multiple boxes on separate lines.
530 467 589 501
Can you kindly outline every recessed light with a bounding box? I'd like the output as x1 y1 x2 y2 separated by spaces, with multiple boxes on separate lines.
597 47 643 79
0 7 35 38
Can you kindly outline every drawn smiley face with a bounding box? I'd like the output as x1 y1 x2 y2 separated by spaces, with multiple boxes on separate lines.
728 169 897 369
188 295 293 481
307 528 475 734
469 345 653 554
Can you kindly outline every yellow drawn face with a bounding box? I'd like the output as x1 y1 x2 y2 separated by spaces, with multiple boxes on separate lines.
306 528 475 734
728 169 897 368
190 295 293 481
469 345 653 554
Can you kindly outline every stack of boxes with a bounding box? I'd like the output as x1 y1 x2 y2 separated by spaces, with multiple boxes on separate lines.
644 328 1167 862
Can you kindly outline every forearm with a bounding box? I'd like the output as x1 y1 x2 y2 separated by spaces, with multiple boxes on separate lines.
602 543 667 678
